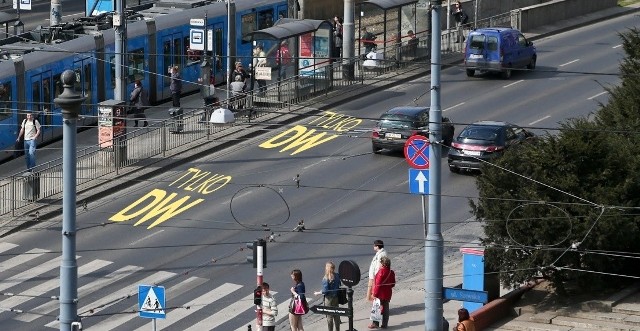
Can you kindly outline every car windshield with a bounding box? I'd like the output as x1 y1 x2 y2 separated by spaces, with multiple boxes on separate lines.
459 126 500 141
378 114 420 130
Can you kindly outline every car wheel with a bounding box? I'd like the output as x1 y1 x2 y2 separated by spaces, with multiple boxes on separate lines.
501 68 512 79
372 144 382 154
449 166 460 173
527 57 536 70
466 69 475 77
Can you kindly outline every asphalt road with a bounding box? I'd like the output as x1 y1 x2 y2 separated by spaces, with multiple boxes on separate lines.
0 12 632 331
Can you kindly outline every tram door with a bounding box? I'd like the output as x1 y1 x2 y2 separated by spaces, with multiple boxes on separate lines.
27 72 55 142
210 23 224 88
73 58 94 125
161 33 184 101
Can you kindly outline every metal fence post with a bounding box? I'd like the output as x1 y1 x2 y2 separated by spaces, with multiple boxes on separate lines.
161 120 167 157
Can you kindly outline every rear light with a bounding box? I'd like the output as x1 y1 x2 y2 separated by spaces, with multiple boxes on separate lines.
410 130 419 136
451 142 462 149
372 130 380 138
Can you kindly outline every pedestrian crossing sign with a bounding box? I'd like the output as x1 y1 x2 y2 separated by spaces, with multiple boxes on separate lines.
138 285 166 319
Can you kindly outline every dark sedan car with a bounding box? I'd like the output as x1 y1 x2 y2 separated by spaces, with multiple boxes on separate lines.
447 121 535 172
372 106 455 154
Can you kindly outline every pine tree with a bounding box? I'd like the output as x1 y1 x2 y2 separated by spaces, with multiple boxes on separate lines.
473 28 640 292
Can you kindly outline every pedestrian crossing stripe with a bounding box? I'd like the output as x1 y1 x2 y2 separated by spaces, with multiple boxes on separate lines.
138 285 166 319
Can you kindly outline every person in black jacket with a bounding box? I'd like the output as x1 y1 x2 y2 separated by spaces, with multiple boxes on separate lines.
129 80 149 127
451 1 469 42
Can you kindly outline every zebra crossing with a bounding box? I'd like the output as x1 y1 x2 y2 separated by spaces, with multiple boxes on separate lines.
0 241 289 330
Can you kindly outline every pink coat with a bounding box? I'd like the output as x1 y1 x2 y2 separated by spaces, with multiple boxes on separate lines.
373 266 395 301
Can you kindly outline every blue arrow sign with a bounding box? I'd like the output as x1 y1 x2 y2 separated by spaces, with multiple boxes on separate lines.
139 285 166 319
409 169 429 195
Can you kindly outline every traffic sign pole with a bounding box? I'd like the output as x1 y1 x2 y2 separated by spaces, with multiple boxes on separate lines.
426 2 444 330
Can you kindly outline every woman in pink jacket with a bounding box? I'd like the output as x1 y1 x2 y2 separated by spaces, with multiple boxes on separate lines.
370 256 395 329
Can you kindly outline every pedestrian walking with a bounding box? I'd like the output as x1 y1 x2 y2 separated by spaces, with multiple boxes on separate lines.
451 1 469 42
369 256 395 329
455 308 476 331
367 240 387 302
129 80 149 127
314 261 341 331
289 269 306 331
16 112 41 171
252 45 268 95
407 30 418 58
276 40 291 81
361 27 377 56
170 65 182 107
332 16 343 62
261 282 278 331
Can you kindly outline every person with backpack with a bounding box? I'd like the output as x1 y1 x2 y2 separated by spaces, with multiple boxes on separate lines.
314 261 342 331
129 80 149 127
16 112 41 171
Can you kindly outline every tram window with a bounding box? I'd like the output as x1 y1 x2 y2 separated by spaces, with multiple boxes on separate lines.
0 83 10 121
84 64 92 102
31 81 40 114
258 9 274 29
241 13 256 43
173 38 182 68
110 55 116 88
215 28 223 70
53 74 62 99
129 48 145 82
185 36 201 65
278 9 287 20
42 78 52 126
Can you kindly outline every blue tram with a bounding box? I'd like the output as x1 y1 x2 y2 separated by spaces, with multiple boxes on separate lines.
0 0 287 163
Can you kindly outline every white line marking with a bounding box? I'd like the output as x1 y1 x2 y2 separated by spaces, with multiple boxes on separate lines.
0 259 112 311
17 265 144 323
559 59 579 67
613 44 622 49
45 271 175 328
129 229 165 245
503 80 523 88
94 276 209 331
529 115 551 126
587 91 608 100
0 255 65 292
0 248 48 273
443 102 465 112
144 283 243 331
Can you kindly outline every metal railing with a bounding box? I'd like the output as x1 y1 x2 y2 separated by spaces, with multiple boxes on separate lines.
0 10 521 218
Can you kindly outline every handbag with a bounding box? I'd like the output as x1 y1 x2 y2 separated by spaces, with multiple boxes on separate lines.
291 296 308 315
337 287 348 305
370 298 382 322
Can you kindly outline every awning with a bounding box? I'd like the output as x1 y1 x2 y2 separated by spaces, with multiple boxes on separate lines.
246 18 331 41
362 0 418 10
0 12 17 25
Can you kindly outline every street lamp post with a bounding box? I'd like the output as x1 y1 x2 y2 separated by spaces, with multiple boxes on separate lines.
54 70 86 331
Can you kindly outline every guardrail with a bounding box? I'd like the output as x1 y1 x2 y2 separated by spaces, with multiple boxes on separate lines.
0 10 521 218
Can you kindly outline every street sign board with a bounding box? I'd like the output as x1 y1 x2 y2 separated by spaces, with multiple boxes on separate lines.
404 135 430 169
138 285 166 319
443 287 488 304
408 169 429 195
190 29 205 51
190 18 205 26
310 305 352 316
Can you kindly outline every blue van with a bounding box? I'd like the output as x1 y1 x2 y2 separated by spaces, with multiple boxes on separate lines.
464 28 536 79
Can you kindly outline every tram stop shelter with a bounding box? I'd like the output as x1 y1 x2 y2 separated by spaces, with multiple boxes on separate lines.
358 0 423 65
0 12 20 39
246 18 334 101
